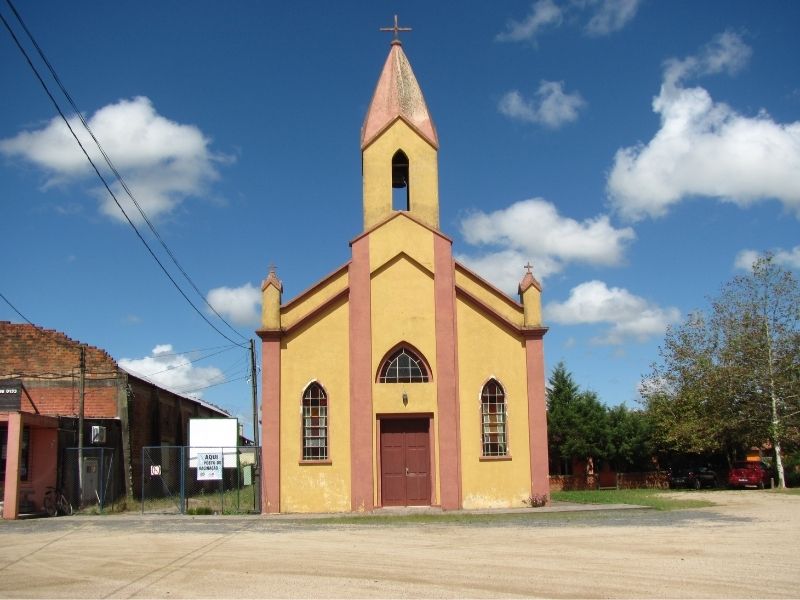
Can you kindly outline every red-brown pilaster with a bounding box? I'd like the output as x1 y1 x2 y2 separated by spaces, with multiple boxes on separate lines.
259 332 281 513
2 412 23 520
524 330 550 500
434 235 461 509
349 235 374 511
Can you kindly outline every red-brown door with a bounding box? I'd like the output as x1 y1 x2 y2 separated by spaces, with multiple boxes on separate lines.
380 418 430 506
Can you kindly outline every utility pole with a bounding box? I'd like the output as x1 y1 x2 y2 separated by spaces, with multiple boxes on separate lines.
77 345 85 507
249 338 261 512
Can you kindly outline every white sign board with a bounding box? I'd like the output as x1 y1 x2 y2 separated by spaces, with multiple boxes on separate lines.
196 452 224 481
188 418 239 468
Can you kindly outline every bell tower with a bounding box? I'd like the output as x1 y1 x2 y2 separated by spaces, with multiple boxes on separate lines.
361 17 440 231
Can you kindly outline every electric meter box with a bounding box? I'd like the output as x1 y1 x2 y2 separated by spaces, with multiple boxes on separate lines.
90 425 107 444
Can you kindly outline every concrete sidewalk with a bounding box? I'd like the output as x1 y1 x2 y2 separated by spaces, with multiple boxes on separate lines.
8 500 649 524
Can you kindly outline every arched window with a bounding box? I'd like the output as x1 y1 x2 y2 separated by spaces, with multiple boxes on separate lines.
481 379 507 457
391 149 410 211
379 347 429 383
302 382 328 461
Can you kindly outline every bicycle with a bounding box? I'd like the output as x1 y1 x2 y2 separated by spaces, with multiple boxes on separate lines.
43 486 73 517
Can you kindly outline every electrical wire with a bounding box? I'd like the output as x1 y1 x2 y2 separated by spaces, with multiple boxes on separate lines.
0 292 34 325
178 375 250 395
1 2 247 348
130 343 238 360
131 344 240 378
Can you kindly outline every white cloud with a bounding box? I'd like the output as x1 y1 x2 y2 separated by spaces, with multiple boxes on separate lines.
207 283 262 328
735 246 800 271
458 198 635 293
119 344 225 398
608 32 800 221
662 30 752 89
496 0 563 43
457 248 561 295
584 0 641 36
499 81 586 128
0 96 228 222
544 280 681 344
497 0 640 43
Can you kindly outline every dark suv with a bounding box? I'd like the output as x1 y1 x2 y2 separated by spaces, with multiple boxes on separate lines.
668 465 718 489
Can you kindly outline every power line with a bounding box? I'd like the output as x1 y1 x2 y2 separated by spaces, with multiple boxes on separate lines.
132 344 240 377
178 375 250 395
0 292 34 325
1 1 247 347
126 343 238 360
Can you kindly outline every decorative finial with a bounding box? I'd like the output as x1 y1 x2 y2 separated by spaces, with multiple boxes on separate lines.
380 14 411 45
262 262 283 292
519 261 541 294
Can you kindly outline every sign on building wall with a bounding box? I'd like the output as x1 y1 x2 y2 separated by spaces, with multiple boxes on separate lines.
0 380 22 411
196 452 224 481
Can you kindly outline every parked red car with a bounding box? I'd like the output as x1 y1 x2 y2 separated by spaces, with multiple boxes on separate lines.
727 461 771 489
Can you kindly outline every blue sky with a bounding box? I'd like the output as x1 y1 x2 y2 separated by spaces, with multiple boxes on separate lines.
2 1 798 436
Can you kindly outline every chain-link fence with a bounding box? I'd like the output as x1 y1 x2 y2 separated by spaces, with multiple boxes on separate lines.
141 446 260 515
63 447 120 512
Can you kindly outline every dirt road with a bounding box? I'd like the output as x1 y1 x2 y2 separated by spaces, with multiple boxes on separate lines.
1 490 798 598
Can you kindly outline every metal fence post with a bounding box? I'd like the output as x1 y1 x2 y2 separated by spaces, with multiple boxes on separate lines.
180 446 186 515
140 447 145 514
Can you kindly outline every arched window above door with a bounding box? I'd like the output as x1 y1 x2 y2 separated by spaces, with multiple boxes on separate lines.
378 346 429 383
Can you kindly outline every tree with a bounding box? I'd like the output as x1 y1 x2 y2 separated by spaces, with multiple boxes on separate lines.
714 255 800 487
547 362 609 473
547 362 582 474
641 312 747 459
642 255 799 487
606 405 654 472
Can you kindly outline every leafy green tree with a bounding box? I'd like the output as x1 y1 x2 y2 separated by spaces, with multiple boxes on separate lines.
606 405 654 471
547 361 581 472
641 312 744 459
714 255 799 486
642 255 799 487
547 362 609 473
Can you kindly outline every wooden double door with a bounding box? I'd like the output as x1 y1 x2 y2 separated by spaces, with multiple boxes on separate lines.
379 418 431 506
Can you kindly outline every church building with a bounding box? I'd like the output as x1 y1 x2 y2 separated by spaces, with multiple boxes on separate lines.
257 25 549 513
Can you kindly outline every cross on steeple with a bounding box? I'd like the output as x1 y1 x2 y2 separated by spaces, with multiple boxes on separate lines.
524 262 534 274
380 15 411 44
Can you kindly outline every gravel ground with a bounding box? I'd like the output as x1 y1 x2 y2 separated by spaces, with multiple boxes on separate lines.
0 490 798 598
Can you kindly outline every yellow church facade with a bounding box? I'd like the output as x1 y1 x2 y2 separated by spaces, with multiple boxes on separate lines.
258 33 549 513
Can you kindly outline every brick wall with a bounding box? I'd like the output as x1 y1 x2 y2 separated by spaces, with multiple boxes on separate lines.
549 471 670 491
1 321 116 377
1 322 120 418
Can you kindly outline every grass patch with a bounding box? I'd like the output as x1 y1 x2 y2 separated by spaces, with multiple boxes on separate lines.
551 488 715 510
137 484 259 515
772 488 800 495
186 506 215 515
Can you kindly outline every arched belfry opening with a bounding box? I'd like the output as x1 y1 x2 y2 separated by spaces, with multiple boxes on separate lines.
391 149 410 211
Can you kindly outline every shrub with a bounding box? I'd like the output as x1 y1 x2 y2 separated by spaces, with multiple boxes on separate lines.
523 494 549 508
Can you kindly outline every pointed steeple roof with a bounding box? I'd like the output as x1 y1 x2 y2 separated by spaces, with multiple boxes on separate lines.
361 40 438 150
518 262 542 295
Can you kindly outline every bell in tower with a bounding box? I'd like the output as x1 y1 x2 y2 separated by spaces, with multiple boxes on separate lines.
391 150 409 189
